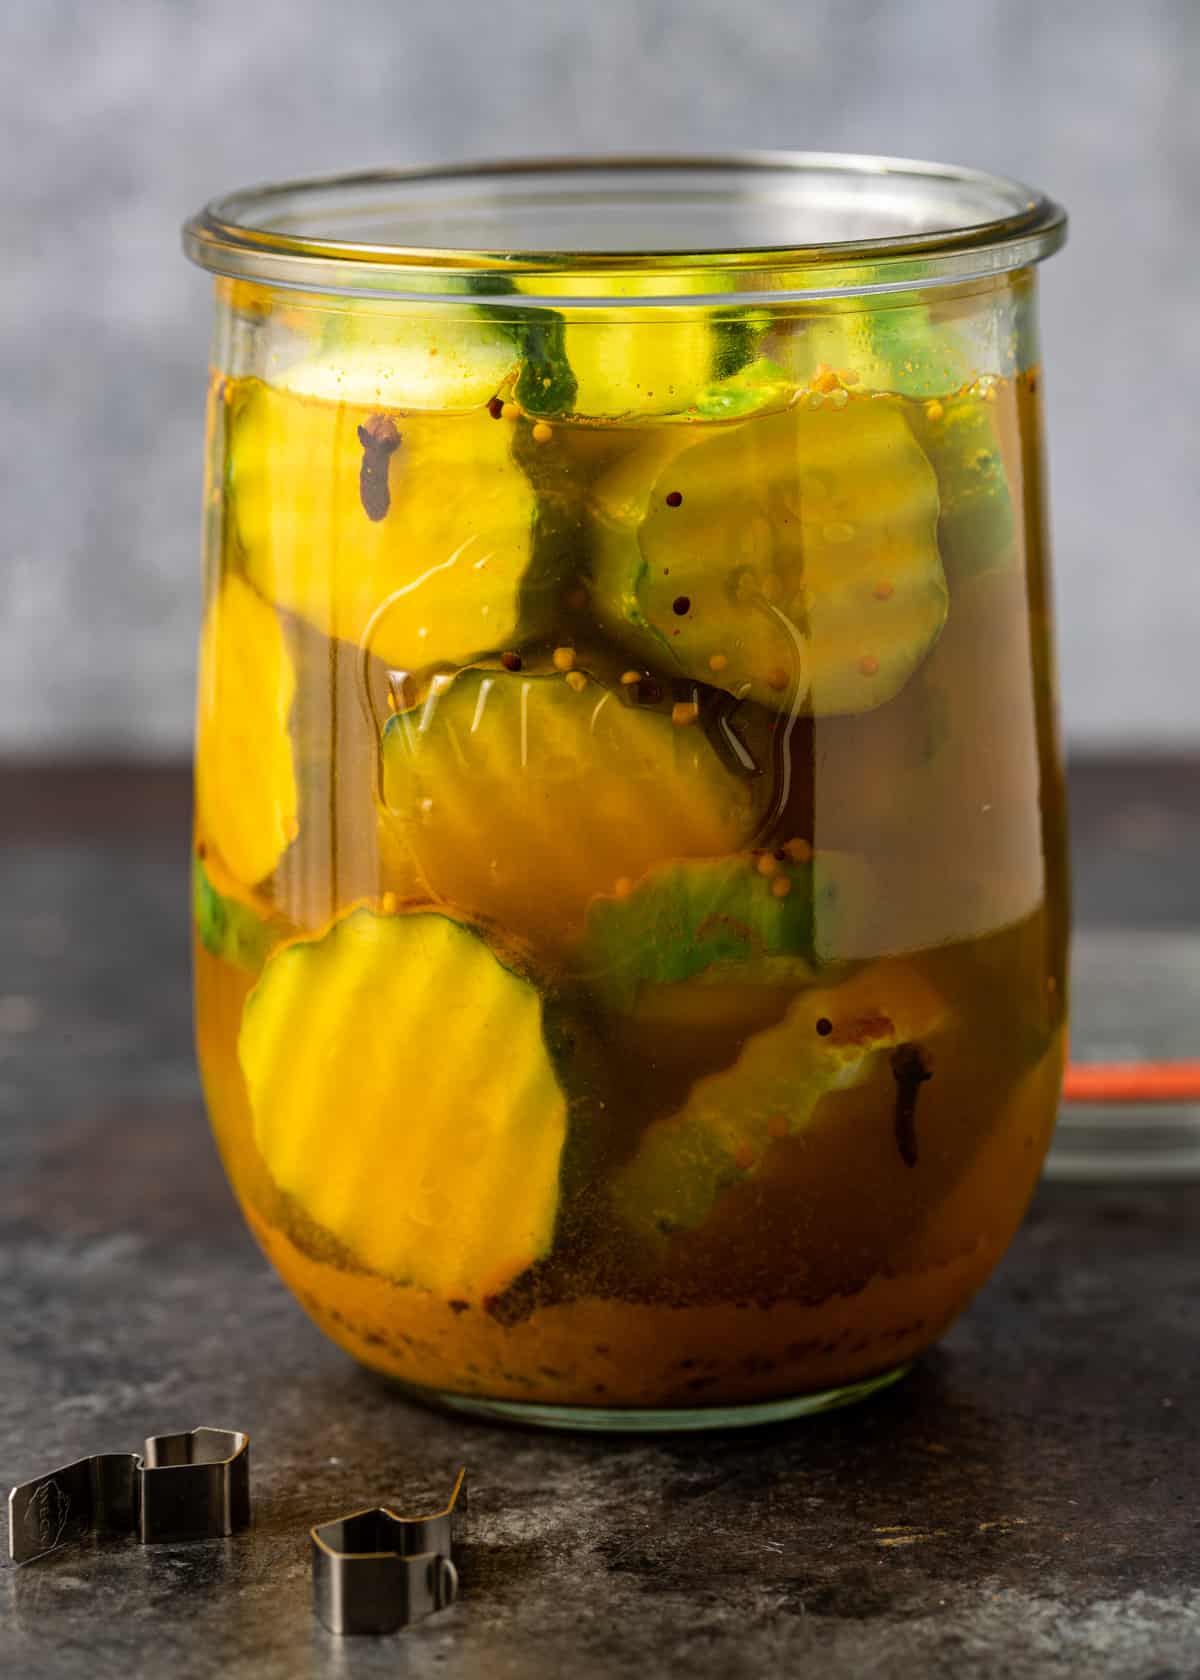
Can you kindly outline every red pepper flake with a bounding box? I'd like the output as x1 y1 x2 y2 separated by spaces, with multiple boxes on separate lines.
672 596 691 616
487 396 504 419
357 414 401 522
501 650 523 672
665 490 683 508
837 1013 894 1048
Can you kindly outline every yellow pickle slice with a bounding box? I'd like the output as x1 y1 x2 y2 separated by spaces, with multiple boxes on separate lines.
609 963 946 1244
240 907 577 1302
379 668 768 947
228 378 546 674
195 572 298 886
591 398 947 715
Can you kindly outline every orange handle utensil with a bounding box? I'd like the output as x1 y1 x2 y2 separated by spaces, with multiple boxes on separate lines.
1063 1061 1200 1105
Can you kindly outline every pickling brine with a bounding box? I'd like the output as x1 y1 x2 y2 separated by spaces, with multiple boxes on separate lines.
186 157 1068 1427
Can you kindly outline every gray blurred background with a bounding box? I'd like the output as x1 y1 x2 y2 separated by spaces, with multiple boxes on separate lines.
2 0 1197 759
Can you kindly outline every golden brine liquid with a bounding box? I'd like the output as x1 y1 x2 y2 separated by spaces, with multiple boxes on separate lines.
193 301 1065 1409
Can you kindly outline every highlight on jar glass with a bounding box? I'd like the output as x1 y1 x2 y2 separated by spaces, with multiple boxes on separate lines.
183 155 1069 1431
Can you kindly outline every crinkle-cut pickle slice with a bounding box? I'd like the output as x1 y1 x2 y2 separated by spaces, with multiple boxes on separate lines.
240 908 570 1301
578 850 872 1113
563 313 770 420
196 572 298 886
591 399 947 716
228 378 541 673
610 963 946 1244
379 669 765 947
579 850 871 1013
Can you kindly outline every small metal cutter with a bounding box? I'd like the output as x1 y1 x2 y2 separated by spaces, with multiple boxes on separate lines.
7 1426 250 1564
311 1467 466 1635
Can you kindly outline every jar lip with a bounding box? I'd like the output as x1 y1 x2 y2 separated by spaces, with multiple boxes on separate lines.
182 151 1066 304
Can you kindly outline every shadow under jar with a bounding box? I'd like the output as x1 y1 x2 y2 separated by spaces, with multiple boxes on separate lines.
183 155 1068 1431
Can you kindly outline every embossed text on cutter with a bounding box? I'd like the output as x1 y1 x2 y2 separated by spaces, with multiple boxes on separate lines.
311 1467 466 1635
7 1426 251 1564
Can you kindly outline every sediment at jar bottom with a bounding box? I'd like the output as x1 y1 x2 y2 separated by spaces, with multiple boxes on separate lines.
245 1200 1003 1409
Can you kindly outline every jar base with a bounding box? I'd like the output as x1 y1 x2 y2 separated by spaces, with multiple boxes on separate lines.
393 1361 912 1434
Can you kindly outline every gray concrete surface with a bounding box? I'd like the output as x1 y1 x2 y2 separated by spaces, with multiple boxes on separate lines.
3 0 1198 756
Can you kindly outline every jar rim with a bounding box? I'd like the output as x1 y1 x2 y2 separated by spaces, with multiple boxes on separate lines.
182 151 1066 305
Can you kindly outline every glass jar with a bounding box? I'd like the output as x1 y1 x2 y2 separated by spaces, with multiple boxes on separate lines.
183 155 1068 1430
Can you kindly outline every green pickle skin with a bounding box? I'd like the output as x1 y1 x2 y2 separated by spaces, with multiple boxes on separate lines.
193 292 1066 1411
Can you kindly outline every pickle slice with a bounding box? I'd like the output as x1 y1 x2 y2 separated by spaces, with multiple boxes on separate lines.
228 379 544 673
591 400 947 715
379 669 766 947
564 315 770 420
241 907 573 1301
192 854 290 976
469 283 769 421
912 392 1017 580
578 847 872 1123
273 323 520 414
610 963 945 1243
195 572 298 886
580 850 869 1009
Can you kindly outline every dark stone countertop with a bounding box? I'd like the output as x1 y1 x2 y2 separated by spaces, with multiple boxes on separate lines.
1 761 1198 1680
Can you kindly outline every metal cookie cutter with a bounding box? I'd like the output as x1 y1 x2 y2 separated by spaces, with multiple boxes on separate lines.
8 1426 250 1564
312 1467 466 1635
